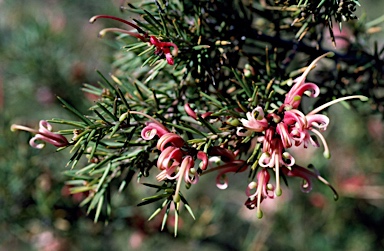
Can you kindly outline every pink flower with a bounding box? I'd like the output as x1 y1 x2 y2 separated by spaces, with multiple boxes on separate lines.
149 36 178 65
278 54 368 158
141 122 170 140
245 169 275 218
282 165 338 199
90 15 178 65
184 103 212 120
206 146 247 190
11 120 69 149
281 165 318 193
279 95 368 158
277 109 330 156
258 137 295 196
156 132 185 150
283 53 332 109
141 121 208 202
239 106 268 133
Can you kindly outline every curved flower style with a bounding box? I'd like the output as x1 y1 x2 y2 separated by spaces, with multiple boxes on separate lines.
90 15 178 65
11 120 69 149
206 146 247 190
245 169 275 218
282 165 317 193
141 122 170 140
284 53 332 109
282 165 338 199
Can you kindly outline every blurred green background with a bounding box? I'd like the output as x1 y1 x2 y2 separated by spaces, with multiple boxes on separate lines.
1 0 383 250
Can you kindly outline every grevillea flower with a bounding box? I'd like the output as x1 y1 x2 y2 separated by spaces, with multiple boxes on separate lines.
258 137 295 196
149 36 179 65
234 53 368 216
283 53 332 109
278 94 368 159
239 106 268 133
214 53 367 218
184 103 212 120
281 165 317 193
11 120 69 149
90 15 178 65
141 122 170 140
245 169 275 218
279 109 330 155
141 121 208 202
282 165 338 199
277 52 368 158
204 146 247 190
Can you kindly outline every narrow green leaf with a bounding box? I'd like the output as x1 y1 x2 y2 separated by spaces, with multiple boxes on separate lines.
143 9 162 29
232 68 252 98
57 96 92 125
48 118 87 128
161 201 171 231
118 180 126 193
141 183 165 189
96 70 118 95
124 42 147 52
159 12 169 35
65 180 88 186
137 194 168 206
94 195 104 223
174 202 179 237
193 45 210 50
88 188 105 214
179 194 195 220
76 155 115 174
197 115 219 134
166 122 207 137
172 19 187 40
89 131 103 161
79 194 93 208
96 161 112 192
199 91 224 108
148 208 162 221
138 45 155 57
133 18 158 34
109 122 121 138
70 185 96 193
96 102 118 121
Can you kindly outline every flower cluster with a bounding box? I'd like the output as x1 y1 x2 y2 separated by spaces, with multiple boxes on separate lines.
141 118 208 202
235 53 367 217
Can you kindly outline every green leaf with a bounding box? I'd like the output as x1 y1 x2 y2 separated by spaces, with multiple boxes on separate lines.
179 193 195 220
94 194 104 223
137 193 169 206
57 96 92 125
96 161 112 192
166 122 208 137
161 201 171 231
143 9 162 30
96 70 119 95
